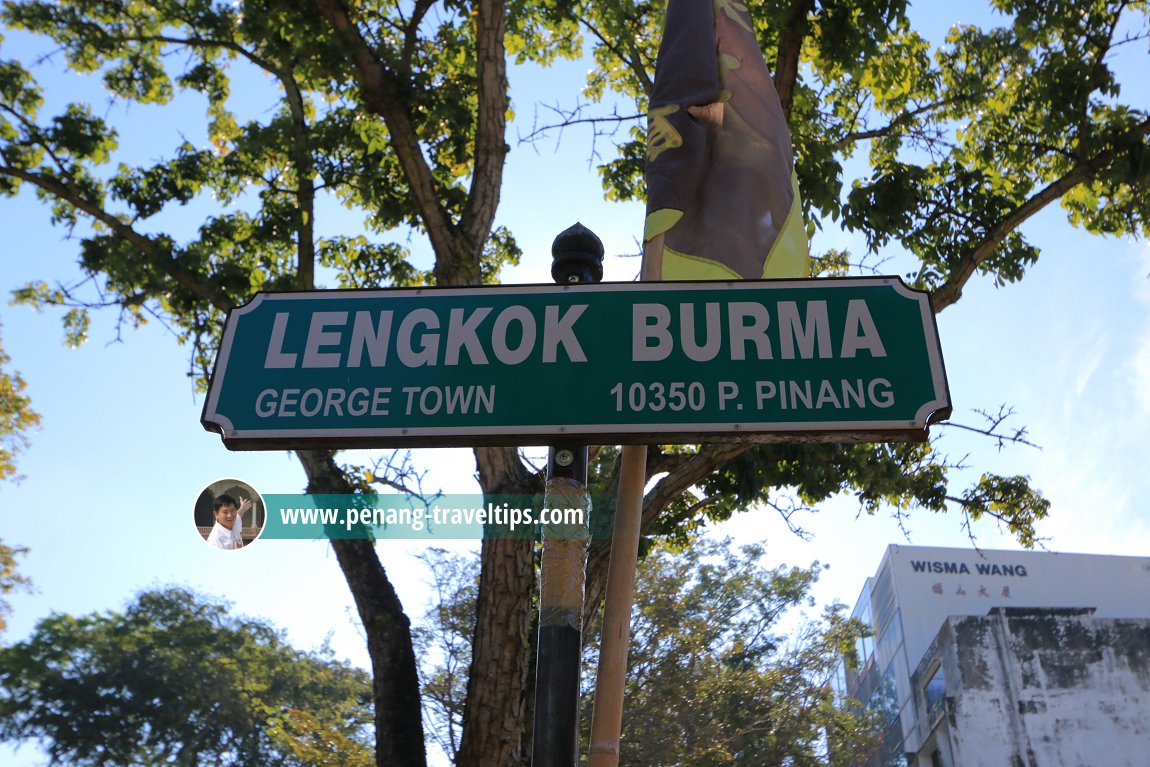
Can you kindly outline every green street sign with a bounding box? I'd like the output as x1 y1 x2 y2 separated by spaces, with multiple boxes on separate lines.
201 278 951 449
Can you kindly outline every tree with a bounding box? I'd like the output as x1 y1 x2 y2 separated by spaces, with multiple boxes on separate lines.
586 538 878 767
1 1 1146 765
0 325 38 633
0 586 373 767
0 538 31 635
412 549 482 765
0 324 39 483
415 540 879 766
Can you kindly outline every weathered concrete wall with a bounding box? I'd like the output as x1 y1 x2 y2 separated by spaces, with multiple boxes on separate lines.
943 609 1150 767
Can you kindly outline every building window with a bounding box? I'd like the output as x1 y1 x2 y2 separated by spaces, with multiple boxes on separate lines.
831 659 848 705
923 665 946 724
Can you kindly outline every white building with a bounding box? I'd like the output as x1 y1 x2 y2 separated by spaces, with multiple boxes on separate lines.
837 545 1150 766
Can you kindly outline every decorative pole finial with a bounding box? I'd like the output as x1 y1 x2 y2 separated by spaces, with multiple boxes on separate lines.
551 222 605 284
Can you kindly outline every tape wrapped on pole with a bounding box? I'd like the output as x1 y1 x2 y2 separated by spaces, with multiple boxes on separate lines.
533 470 592 767
538 476 592 630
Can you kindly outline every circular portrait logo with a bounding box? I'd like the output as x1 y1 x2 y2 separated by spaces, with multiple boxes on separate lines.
194 479 266 550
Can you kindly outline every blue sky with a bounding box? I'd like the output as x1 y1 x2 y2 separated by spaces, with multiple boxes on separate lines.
2 2 1150 764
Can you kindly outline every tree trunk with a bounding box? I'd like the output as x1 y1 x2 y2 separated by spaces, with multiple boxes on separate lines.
298 449 428 767
456 447 542 767
456 535 535 767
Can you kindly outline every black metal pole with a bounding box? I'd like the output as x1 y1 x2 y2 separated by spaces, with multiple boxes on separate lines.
531 223 603 767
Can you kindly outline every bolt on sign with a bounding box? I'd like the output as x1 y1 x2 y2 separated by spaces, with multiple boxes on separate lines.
201 278 951 449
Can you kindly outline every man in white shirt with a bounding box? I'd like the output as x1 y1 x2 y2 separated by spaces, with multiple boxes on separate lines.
206 494 252 550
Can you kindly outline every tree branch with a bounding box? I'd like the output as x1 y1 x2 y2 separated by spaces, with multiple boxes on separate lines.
81 29 323 289
579 13 654 98
519 104 644 146
458 0 508 280
834 94 974 149
0 163 232 312
277 63 317 290
645 445 691 477
939 405 1040 450
366 449 433 498
312 0 460 278
640 443 756 530
772 0 814 122
931 116 1150 311
116 32 281 75
402 0 436 74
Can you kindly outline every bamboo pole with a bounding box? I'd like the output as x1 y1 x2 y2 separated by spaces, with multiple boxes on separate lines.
586 234 662 766
586 442 647 766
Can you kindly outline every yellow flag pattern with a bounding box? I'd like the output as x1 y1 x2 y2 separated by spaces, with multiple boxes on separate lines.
643 0 809 281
